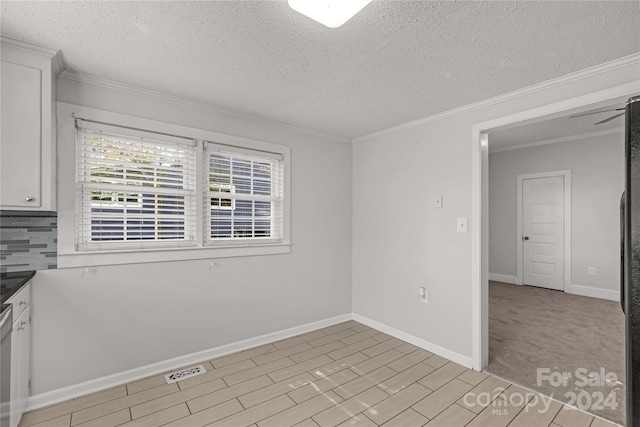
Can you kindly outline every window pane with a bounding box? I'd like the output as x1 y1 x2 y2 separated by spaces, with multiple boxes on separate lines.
210 209 232 238
205 147 282 243
77 127 196 247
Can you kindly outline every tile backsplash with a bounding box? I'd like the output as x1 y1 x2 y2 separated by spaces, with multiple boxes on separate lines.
0 210 57 273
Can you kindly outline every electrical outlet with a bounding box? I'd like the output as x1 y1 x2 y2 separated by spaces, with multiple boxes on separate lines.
588 267 596 276
435 195 443 209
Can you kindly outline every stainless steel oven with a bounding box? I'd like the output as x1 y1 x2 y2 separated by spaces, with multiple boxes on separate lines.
0 305 11 427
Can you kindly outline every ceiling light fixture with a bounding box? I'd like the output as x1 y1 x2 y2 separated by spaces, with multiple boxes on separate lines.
288 0 372 28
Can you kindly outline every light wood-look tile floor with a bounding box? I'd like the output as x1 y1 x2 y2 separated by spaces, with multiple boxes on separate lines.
20 321 619 427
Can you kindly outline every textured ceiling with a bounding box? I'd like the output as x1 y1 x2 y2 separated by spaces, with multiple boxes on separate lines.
1 1 639 140
489 102 626 151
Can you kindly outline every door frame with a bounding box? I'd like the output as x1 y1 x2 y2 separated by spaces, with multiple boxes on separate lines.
516 170 571 289
470 81 638 371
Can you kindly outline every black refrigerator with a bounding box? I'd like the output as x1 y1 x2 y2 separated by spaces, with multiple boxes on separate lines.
623 94 640 426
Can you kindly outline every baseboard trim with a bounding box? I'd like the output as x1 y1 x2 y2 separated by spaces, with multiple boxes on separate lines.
565 284 620 302
489 276 619 301
26 313 352 411
352 313 474 369
488 273 519 285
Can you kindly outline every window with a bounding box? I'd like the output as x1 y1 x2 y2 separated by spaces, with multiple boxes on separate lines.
70 111 290 264
205 143 284 244
76 120 197 250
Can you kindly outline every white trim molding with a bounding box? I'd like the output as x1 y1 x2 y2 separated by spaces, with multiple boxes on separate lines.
56 102 293 267
565 284 620 302
59 70 351 145
57 243 292 268
352 314 474 369
0 33 65 75
27 312 479 411
471 80 640 372
1 33 59 57
355 53 640 143
489 127 624 154
488 274 619 301
516 170 572 291
488 273 518 285
26 313 352 411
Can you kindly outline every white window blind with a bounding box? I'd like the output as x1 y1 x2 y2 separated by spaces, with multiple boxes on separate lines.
76 120 197 250
204 142 284 244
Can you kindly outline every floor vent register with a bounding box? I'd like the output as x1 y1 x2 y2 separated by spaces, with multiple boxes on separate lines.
165 364 207 384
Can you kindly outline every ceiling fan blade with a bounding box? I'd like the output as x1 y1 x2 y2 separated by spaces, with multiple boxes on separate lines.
569 108 625 119
594 112 626 125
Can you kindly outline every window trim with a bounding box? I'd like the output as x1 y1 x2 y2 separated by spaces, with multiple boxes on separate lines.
57 102 291 268
204 142 284 245
76 121 199 250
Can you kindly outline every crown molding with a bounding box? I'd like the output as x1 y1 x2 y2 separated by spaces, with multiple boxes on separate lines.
58 70 352 145
51 51 65 77
354 52 640 143
1 34 66 77
489 127 624 154
0 33 60 58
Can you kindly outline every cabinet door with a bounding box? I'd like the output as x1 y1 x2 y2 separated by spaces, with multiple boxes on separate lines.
9 307 30 427
9 320 19 427
17 306 30 418
0 60 42 208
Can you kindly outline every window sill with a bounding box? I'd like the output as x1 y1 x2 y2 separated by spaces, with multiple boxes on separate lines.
57 242 292 268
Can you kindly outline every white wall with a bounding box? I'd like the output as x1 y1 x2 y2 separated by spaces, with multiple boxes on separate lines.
31 77 353 395
489 133 624 300
31 56 639 396
352 58 638 363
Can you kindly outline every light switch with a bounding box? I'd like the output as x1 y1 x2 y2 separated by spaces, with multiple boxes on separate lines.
419 287 428 303
435 195 443 209
457 218 468 233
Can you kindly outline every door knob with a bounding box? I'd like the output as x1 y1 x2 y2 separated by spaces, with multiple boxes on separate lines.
25 196 35 202
523 236 530 241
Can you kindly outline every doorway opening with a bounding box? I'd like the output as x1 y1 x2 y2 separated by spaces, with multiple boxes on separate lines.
472 85 635 425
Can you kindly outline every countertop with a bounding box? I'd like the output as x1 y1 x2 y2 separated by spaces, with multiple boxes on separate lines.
1 270 35 306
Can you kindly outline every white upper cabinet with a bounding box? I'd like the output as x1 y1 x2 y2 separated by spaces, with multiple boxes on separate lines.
0 36 63 211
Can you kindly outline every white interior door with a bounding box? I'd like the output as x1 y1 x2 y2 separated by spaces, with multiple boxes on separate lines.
522 176 565 290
